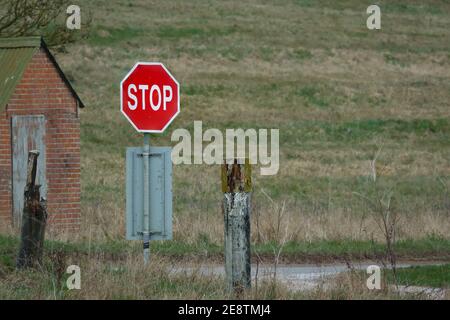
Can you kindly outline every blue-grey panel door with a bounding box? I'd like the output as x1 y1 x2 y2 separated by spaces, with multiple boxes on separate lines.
11 115 47 226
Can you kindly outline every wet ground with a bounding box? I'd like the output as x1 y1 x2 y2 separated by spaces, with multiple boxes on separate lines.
170 261 448 298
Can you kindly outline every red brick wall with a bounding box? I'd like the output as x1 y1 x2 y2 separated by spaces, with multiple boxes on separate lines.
0 48 81 231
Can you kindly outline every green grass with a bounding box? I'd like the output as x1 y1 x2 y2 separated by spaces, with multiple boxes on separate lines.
183 83 228 97
2 234 449 266
383 3 444 15
297 86 332 108
255 236 450 261
208 118 450 148
384 53 408 67
157 25 237 39
282 119 450 146
290 49 313 61
88 26 144 46
258 174 449 207
388 264 450 288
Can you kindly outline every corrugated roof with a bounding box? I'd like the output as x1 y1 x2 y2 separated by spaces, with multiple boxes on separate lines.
0 36 85 110
0 42 37 110
0 36 42 48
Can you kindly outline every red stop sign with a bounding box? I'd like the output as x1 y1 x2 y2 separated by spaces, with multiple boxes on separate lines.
120 62 180 133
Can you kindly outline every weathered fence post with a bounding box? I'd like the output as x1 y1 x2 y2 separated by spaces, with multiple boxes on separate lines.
222 158 252 294
16 150 48 269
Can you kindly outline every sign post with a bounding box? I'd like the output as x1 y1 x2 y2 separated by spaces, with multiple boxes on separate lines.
121 62 179 264
142 133 150 264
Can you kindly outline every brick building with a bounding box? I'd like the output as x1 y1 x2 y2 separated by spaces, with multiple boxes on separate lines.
0 37 84 231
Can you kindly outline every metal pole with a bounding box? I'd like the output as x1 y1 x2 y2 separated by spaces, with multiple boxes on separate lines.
222 158 252 294
143 133 150 265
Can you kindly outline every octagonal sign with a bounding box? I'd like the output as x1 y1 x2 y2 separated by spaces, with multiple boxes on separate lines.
120 62 180 133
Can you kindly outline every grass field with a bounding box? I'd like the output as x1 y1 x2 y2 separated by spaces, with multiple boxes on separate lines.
388 264 450 288
62 0 450 247
1 0 450 299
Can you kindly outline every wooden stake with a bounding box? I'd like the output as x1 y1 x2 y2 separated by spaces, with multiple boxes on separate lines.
222 158 252 294
16 150 48 269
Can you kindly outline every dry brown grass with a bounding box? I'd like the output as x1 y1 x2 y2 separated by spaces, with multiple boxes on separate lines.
3 249 444 299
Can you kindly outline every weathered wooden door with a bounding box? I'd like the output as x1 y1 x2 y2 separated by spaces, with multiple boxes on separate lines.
11 115 47 226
